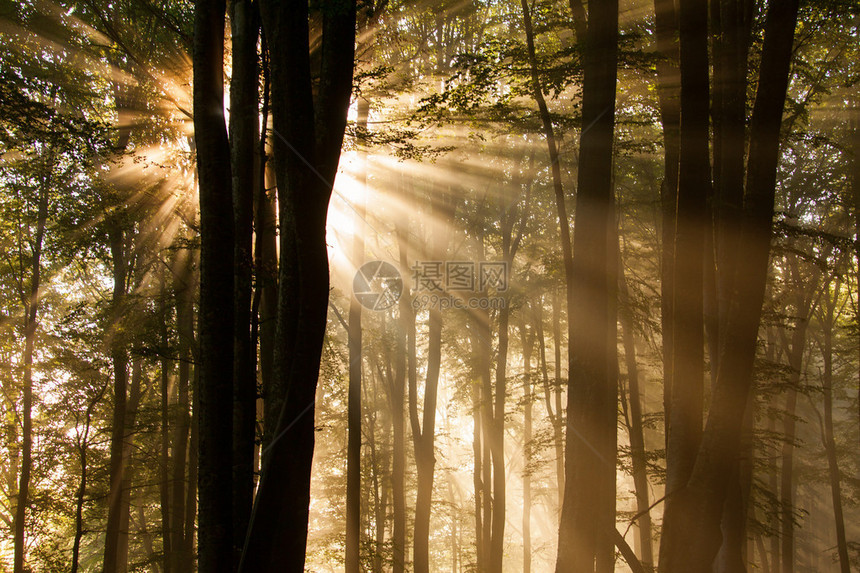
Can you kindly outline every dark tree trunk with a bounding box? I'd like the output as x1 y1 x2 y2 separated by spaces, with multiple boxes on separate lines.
240 1 356 570
664 0 709 505
171 248 195 572
618 265 654 568
653 0 680 436
228 0 260 566
192 0 236 567
345 96 369 573
520 318 535 573
819 283 851 573
104 223 130 573
158 280 173 573
71 383 106 573
411 194 454 573
392 209 409 573
656 2 801 570
557 0 619 569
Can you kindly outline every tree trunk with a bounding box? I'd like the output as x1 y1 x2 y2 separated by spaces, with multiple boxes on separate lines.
520 318 535 573
656 2 801 570
229 0 260 566
158 280 173 573
819 283 850 573
411 194 453 573
12 171 47 573
117 358 145 573
240 1 356 569
392 206 409 573
618 265 654 568
104 223 130 573
652 0 680 438
557 0 619 569
71 382 106 573
192 0 236 567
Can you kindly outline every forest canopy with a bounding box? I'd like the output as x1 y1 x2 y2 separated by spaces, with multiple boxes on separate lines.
0 0 858 571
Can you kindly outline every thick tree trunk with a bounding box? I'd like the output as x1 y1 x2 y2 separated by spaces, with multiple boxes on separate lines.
229 0 260 566
117 358 145 573
192 0 236 567
240 1 356 570
656 2 800 570
557 0 619 569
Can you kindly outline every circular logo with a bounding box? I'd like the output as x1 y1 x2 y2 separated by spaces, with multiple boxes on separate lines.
353 261 403 311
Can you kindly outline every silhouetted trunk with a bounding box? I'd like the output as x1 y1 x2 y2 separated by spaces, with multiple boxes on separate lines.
521 0 569 519
557 0 619 569
664 0 709 510
104 222 130 573
240 1 356 569
158 282 173 573
411 194 454 573
819 283 850 573
520 318 535 573
657 2 800 569
392 207 409 573
193 0 236 567
345 96 368 573
171 249 195 572
71 382 106 573
653 0 680 432
229 0 260 566
619 265 653 568
117 358 144 573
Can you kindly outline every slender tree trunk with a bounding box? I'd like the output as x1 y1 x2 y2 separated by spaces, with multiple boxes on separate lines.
71 383 106 573
229 0 260 566
345 96 369 573
117 358 144 573
158 282 173 573
171 248 194 572
392 207 409 573
819 285 850 573
653 0 680 437
104 223 130 573
520 319 535 573
411 194 453 573
12 174 47 573
192 0 235 566
618 265 654 568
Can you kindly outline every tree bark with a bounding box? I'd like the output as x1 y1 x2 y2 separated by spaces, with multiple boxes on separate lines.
193 0 236 567
618 264 654 568
657 2 801 570
103 222 130 573
557 0 619 569
229 0 260 566
818 282 851 573
240 1 356 569
345 96 369 573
